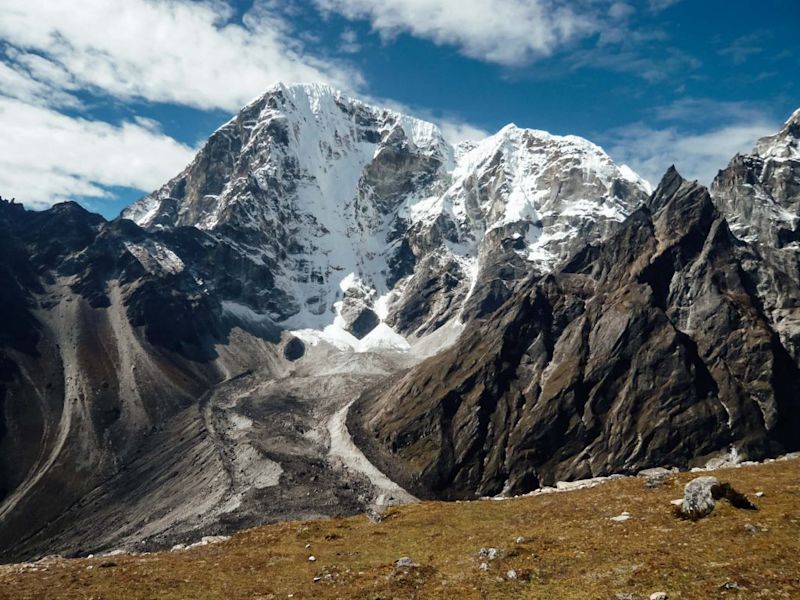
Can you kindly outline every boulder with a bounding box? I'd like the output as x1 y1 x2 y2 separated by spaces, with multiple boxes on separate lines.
676 476 757 520
478 547 503 560
283 336 305 361
395 557 419 568
339 289 380 339
638 467 675 488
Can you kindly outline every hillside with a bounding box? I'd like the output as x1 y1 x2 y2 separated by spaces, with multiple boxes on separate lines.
1 457 798 599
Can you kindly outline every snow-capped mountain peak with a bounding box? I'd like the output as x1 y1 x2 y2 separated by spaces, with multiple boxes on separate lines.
754 107 800 162
711 107 800 248
123 83 649 342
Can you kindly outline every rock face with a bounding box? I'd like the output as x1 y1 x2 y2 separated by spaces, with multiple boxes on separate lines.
350 167 800 499
710 110 800 362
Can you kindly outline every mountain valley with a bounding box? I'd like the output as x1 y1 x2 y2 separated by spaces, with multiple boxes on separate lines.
1 84 799 563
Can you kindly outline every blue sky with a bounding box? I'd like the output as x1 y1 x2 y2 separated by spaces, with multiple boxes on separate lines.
1 0 798 218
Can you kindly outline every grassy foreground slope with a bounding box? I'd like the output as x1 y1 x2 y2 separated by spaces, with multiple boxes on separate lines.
1 458 798 600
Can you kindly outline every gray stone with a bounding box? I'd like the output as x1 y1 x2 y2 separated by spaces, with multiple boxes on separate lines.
678 476 719 519
283 336 305 361
638 467 675 488
478 547 503 560
394 557 419 568
677 477 757 520
720 581 746 591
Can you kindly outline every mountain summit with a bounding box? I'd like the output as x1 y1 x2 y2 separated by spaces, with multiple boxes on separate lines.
124 83 649 343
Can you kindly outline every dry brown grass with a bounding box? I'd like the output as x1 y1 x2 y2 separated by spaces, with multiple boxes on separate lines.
1 458 799 600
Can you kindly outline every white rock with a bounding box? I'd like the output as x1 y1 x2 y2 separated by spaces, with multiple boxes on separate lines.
678 476 719 519
478 547 503 560
610 511 631 522
394 557 418 568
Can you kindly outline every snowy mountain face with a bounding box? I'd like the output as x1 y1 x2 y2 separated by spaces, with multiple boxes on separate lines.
123 83 649 345
712 109 800 248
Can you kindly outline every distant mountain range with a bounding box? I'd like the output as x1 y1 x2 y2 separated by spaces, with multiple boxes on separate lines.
1 84 798 561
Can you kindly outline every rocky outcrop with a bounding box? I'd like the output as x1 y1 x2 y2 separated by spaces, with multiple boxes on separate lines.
710 110 800 363
350 167 800 499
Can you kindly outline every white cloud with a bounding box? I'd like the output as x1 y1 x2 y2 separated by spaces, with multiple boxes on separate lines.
0 97 196 210
604 118 779 188
0 60 80 108
0 0 359 112
339 29 362 54
437 119 491 145
648 0 682 11
314 0 602 66
0 0 366 210
718 33 765 65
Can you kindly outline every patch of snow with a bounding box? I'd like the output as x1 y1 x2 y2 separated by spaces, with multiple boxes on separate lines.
704 446 742 470
409 318 465 358
292 321 410 354
221 301 275 325
620 163 653 194
358 322 410 352
123 240 184 275
609 511 631 522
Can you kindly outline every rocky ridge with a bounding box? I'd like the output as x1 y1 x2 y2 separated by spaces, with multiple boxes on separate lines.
350 165 800 498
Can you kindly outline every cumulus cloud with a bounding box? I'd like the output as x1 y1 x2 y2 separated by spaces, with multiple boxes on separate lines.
314 0 603 66
0 97 196 209
0 0 365 209
603 100 779 186
0 0 358 112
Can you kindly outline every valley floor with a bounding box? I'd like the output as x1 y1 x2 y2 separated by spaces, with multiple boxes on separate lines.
1 457 798 599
